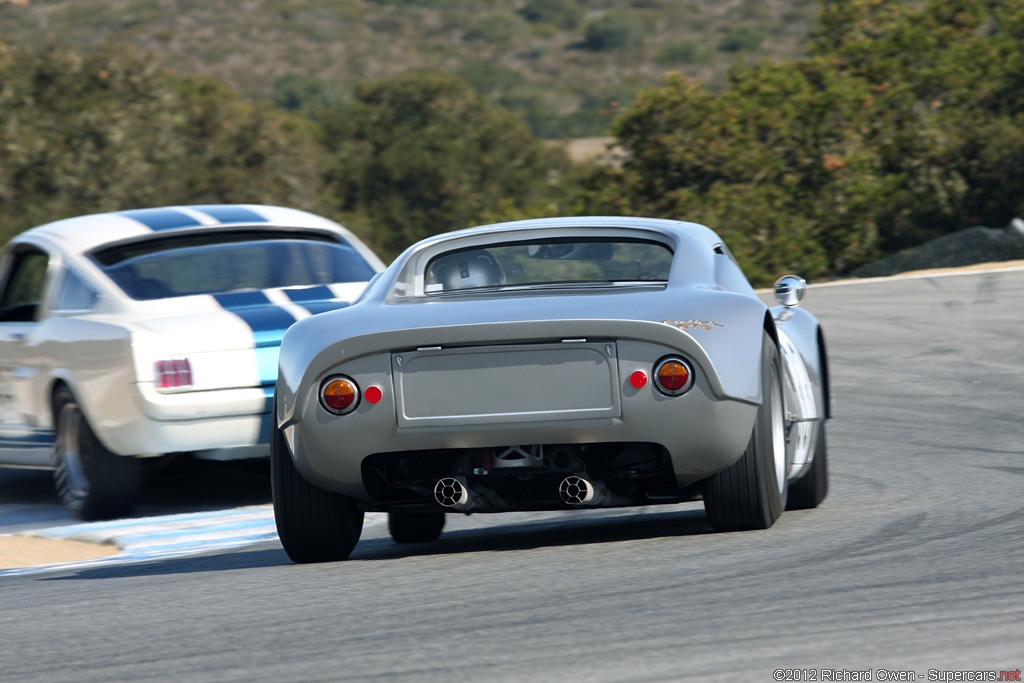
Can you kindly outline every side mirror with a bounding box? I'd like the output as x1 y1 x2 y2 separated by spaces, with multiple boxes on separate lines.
774 275 806 307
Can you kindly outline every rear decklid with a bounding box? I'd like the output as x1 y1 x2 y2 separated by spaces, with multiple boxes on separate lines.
131 284 364 392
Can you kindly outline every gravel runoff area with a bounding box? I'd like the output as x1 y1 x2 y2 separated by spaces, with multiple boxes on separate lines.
3 223 1024 570
0 535 119 569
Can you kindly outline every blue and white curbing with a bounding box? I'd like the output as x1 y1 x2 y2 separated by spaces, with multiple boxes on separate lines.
0 507 386 577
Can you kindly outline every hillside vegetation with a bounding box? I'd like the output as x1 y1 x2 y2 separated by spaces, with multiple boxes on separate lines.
2 0 1023 286
0 0 818 138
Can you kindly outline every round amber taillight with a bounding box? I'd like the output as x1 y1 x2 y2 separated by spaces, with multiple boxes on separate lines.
654 358 694 396
320 376 360 415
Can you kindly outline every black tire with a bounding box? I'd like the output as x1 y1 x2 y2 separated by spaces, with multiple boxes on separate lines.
388 510 446 544
271 402 363 563
786 420 829 510
704 332 788 531
52 385 142 521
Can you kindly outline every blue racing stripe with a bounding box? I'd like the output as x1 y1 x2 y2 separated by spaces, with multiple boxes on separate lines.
211 290 307 445
283 286 352 316
297 301 350 315
212 291 296 388
117 208 202 231
283 285 334 302
0 429 54 448
255 347 280 388
191 205 268 224
212 292 296 348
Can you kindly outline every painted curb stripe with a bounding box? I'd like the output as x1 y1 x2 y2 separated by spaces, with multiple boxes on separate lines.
116 208 202 231
0 512 389 577
190 206 268 224
0 507 278 577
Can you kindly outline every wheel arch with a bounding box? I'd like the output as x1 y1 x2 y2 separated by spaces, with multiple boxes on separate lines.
48 375 75 426
48 374 122 456
817 325 832 419
763 312 780 348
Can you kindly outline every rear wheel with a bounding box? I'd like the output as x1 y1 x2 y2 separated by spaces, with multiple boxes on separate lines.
786 420 829 510
388 510 446 544
271 403 363 563
704 332 788 531
53 386 142 521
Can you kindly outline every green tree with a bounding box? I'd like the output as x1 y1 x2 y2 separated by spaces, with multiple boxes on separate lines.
718 25 766 53
463 11 531 44
271 73 348 113
810 0 1024 246
320 71 577 259
656 39 715 66
588 0 1024 282
0 39 329 242
580 12 652 52
518 0 583 29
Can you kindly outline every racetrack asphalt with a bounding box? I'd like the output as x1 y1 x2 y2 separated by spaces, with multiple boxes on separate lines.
0 264 1021 681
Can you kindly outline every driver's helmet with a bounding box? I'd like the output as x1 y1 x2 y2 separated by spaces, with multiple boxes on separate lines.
429 250 506 290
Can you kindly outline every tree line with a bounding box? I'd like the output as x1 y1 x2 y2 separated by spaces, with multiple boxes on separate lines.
2 0 1022 286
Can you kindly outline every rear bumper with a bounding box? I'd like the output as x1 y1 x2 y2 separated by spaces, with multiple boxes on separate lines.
92 384 273 457
280 330 765 502
288 377 757 501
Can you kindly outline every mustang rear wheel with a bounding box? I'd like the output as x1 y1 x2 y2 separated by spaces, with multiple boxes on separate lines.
703 332 788 531
52 386 142 521
388 510 446 544
271 402 364 563
786 420 829 510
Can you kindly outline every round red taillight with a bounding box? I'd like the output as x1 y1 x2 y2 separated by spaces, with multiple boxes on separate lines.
654 358 694 396
629 371 648 389
320 376 360 415
364 385 383 404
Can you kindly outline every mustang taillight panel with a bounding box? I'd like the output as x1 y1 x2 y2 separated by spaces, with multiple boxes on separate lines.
155 359 193 390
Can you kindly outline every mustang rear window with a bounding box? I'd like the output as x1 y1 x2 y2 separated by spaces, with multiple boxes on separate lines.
424 238 673 293
91 230 377 301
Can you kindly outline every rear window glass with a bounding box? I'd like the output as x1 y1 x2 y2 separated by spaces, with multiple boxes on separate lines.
91 231 376 301
424 238 673 293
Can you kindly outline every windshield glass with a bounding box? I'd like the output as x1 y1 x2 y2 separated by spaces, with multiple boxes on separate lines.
424 238 673 293
92 232 377 301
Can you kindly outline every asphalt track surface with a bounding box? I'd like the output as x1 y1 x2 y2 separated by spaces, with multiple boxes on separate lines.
1 268 1022 681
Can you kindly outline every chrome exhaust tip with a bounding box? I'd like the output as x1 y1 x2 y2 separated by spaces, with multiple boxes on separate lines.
558 476 612 506
434 477 483 511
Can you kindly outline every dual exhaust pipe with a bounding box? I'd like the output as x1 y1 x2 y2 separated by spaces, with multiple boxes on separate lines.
434 477 484 511
434 475 615 511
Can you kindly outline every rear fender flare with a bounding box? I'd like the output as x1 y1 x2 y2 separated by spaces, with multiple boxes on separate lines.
770 305 829 419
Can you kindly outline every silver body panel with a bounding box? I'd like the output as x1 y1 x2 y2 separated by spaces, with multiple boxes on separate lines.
276 217 828 504
772 305 830 481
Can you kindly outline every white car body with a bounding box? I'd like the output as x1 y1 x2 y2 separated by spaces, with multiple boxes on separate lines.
0 204 384 517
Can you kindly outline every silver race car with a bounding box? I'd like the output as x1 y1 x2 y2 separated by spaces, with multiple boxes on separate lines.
273 217 830 562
